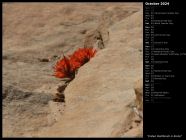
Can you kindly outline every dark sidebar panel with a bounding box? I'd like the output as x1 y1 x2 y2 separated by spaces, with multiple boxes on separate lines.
144 0 185 138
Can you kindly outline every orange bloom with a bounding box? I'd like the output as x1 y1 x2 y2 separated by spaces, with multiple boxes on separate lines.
53 47 96 79
53 55 75 79
70 48 97 70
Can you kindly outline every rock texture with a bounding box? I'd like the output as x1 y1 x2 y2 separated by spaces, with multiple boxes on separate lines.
3 3 143 137
3 85 53 137
134 79 143 118
36 9 143 137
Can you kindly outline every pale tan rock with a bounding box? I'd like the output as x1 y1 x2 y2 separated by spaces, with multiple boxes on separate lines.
121 121 143 137
47 101 65 124
3 3 143 137
134 78 143 113
36 9 143 137
84 29 105 49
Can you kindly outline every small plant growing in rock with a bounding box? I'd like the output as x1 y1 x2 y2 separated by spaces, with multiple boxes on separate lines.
53 47 96 102
53 47 96 80
54 54 75 80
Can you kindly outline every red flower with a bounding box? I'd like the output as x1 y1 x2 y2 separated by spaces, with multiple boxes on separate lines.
53 47 96 79
70 48 97 70
53 55 75 79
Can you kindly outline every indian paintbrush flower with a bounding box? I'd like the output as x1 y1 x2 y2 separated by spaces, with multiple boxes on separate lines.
53 47 96 79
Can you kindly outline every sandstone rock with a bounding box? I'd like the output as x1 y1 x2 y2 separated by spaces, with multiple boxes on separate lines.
56 84 68 93
134 78 143 117
38 58 50 62
3 85 53 137
53 93 65 102
84 30 103 48
36 9 143 137
47 101 65 124
79 29 87 34
3 3 143 137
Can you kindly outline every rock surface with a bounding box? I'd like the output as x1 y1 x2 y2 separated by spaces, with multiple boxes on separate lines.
36 9 143 137
3 3 143 137
134 78 143 117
